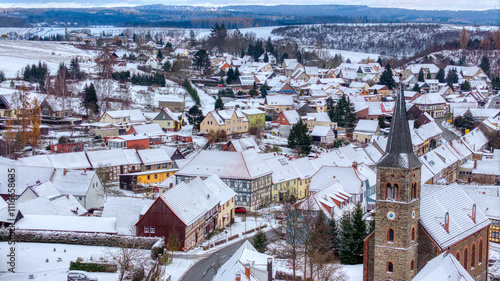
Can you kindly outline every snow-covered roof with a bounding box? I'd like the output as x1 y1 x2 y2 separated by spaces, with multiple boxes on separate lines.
354 120 379 133
15 214 117 234
406 63 439 74
466 192 500 220
305 112 331 122
264 156 300 184
102 196 154 235
413 92 446 105
176 150 272 180
131 123 165 136
202 175 237 205
103 109 147 123
213 240 275 281
413 252 473 281
137 148 172 165
0 164 55 196
241 108 265 115
419 185 490 250
460 128 488 153
228 137 260 152
18 195 87 216
21 181 60 199
309 165 367 194
281 110 301 124
51 169 97 197
48 152 91 169
265 95 294 106
86 149 141 167
310 126 332 137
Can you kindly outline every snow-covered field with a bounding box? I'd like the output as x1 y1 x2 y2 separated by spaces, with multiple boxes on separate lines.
0 242 152 281
0 40 96 78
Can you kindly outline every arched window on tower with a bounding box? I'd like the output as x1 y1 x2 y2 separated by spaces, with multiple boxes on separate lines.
411 182 417 200
386 183 393 200
411 226 416 242
479 239 483 264
464 246 469 271
393 184 399 201
471 243 476 268
387 228 395 243
386 183 399 201
387 261 394 273
456 251 460 262
410 259 415 271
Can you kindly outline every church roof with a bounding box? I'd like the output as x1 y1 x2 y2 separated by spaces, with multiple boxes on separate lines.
412 252 474 281
377 81 421 169
419 185 491 250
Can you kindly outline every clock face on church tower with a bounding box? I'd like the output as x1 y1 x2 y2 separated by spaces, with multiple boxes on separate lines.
387 211 396 220
412 210 416 219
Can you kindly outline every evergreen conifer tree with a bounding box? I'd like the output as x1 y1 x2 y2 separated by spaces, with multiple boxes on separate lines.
288 119 312 156
380 64 396 90
351 203 366 264
338 213 356 264
81 83 99 117
215 96 224 110
436 68 445 83
417 68 425 82
479 56 490 77
157 49 163 60
253 230 268 253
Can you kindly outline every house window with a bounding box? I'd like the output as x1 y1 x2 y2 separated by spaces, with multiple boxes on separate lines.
157 164 161 169
387 261 394 273
146 165 151 170
154 174 157 179
147 175 150 180
162 163 167 168
150 226 155 234
493 220 500 227
144 226 149 233
387 228 395 243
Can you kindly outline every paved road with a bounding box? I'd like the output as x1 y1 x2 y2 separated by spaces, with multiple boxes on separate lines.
435 118 459 142
179 229 281 281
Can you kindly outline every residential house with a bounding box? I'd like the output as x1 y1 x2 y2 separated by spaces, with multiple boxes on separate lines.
106 135 150 150
265 94 294 115
175 150 272 211
223 137 261 153
99 109 147 133
212 241 275 281
272 110 301 137
200 109 250 135
152 107 180 131
310 126 335 144
354 120 379 143
413 93 446 118
403 64 440 80
51 168 104 210
86 149 142 182
158 97 185 112
264 156 301 202
128 123 166 144
304 112 337 131
241 109 266 129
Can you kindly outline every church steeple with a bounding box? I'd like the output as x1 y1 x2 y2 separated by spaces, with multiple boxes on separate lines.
377 78 421 169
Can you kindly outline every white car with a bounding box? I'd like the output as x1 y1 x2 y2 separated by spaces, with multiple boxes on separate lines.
67 271 98 281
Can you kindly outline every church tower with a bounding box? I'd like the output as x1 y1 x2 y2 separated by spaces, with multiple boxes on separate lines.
373 80 422 281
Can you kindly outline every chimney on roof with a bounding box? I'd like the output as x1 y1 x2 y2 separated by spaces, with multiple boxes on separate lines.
169 182 173 189
474 160 477 169
63 168 67 176
352 161 358 170
244 263 251 279
267 257 273 281
236 272 241 281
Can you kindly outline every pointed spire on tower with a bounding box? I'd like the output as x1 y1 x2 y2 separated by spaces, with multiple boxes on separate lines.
377 75 421 169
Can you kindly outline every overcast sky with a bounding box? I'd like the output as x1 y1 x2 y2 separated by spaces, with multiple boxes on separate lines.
0 0 497 10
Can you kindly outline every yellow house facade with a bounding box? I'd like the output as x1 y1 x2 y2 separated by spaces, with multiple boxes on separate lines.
241 109 266 128
200 109 249 135
217 197 235 229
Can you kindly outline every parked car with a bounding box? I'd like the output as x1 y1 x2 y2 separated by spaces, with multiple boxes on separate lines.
68 271 98 281
235 207 246 214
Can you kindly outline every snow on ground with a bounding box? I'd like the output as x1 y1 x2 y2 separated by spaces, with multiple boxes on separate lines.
344 264 363 281
193 84 216 115
441 120 463 137
164 257 195 281
0 242 153 281
302 46 380 64
0 40 96 78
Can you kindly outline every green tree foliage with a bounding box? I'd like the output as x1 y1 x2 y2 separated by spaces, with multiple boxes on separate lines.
189 30 196 47
378 115 386 129
186 105 204 131
260 84 270 98
436 68 445 83
377 57 382 65
81 83 99 117
454 109 475 133
208 23 228 52
253 230 268 253
446 68 459 89
412 83 421 93
162 61 171 72
69 57 84 80
329 217 339 256
338 213 356 264
184 79 200 105
351 203 366 264
157 49 163 60
111 71 131 83
130 73 165 86
263 53 269 63
0 70 5 83
288 119 313 156
215 96 224 110
249 82 258 97
326 97 335 122
193 49 211 75
23 61 49 92
380 64 396 90
332 95 357 128
417 68 425 82
460 80 471 91
426 71 432 79
479 55 490 77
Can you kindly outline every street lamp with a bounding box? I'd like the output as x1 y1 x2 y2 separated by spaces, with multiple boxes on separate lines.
216 253 220 270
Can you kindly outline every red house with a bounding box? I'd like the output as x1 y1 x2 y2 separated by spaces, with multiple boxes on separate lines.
272 110 301 126
136 177 221 250
50 142 84 153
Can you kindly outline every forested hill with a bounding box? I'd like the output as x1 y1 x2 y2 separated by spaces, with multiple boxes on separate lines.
1 4 498 28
